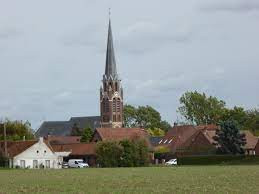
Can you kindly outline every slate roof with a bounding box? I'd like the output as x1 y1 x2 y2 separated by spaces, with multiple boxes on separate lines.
35 116 101 137
104 19 118 80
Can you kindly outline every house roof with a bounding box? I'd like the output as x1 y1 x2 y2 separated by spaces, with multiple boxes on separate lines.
46 136 81 145
51 143 96 155
242 131 258 150
149 137 163 146
1 140 38 158
95 128 150 142
159 125 198 152
35 116 101 137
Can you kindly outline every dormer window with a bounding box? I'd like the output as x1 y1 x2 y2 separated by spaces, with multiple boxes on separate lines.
164 139 168 144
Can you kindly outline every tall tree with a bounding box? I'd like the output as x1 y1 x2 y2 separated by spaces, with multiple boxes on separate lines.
123 104 171 132
213 120 246 155
178 91 226 125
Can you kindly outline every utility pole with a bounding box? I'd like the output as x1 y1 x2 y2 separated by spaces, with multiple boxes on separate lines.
4 123 7 157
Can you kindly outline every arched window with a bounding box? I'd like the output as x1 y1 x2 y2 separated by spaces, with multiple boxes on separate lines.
103 98 109 113
116 98 121 112
112 98 116 112
113 115 116 122
115 82 118 91
118 114 121 122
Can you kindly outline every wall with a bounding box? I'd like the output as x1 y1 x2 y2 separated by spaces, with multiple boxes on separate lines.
12 140 61 169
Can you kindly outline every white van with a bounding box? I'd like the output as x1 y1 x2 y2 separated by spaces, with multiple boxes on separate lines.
68 159 89 168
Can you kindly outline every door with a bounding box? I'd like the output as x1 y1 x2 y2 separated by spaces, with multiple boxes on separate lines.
33 160 38 168
20 160 25 168
45 160 50 168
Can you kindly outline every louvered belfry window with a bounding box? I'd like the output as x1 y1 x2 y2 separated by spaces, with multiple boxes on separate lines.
116 98 121 112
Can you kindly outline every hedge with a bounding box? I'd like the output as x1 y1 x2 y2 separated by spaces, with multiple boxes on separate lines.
177 155 259 165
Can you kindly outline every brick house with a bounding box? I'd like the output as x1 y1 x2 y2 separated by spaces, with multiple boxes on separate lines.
158 124 259 156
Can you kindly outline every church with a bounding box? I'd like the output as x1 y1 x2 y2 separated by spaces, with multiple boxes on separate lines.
36 19 124 136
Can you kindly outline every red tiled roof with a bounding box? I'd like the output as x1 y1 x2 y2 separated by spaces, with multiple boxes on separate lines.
46 136 81 145
51 143 96 155
95 128 150 141
160 125 198 152
0 140 38 158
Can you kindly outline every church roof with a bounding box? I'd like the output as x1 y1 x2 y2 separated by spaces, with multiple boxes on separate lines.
35 116 101 137
104 19 118 80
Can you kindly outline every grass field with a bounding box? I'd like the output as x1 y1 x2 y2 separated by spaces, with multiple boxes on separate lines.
0 166 259 193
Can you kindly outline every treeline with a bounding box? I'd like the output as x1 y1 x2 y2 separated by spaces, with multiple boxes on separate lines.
178 91 259 135
0 120 34 141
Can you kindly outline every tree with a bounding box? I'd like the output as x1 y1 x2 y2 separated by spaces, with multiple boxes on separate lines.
96 141 123 167
80 127 93 143
178 91 226 125
123 104 171 132
0 119 34 141
244 109 259 135
96 140 149 167
213 120 246 155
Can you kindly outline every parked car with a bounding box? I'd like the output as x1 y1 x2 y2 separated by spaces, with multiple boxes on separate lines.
165 159 177 165
62 162 69 169
68 159 89 168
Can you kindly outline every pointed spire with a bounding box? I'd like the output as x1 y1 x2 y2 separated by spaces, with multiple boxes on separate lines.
105 16 118 79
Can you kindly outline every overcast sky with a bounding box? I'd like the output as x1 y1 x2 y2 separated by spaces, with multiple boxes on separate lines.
0 0 259 129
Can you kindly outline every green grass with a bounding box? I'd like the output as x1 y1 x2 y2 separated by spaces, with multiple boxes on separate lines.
0 166 259 193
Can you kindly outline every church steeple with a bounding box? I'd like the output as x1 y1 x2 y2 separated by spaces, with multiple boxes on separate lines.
105 19 118 80
100 18 123 128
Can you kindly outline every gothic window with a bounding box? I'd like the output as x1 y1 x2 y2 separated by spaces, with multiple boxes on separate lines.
115 82 118 91
113 115 116 122
104 83 107 91
116 98 121 112
118 114 121 122
103 98 109 113
112 98 116 112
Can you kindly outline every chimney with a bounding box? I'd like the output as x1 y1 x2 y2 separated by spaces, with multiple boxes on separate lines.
39 137 44 143
23 136 26 141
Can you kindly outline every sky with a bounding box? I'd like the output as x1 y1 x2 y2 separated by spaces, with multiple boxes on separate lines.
0 0 259 130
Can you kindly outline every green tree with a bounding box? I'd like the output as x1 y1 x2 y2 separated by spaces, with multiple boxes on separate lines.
0 120 34 141
96 141 123 167
244 109 259 135
213 120 246 155
123 104 171 132
96 140 149 167
178 91 226 125
80 126 93 143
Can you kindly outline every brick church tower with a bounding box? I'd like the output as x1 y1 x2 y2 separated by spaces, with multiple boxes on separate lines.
100 19 123 128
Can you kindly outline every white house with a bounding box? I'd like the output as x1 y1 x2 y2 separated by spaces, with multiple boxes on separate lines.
7 137 70 169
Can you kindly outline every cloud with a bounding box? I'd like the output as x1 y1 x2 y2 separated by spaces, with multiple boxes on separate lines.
200 0 259 12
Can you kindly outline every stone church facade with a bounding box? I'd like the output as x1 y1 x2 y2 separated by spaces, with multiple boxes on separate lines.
100 19 123 128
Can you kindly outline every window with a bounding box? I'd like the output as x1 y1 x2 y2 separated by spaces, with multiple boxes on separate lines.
20 160 25 168
33 160 38 168
115 82 118 91
113 115 116 122
44 150 47 153
103 98 109 113
168 139 173 144
116 99 121 112
158 140 163 144
112 98 116 112
118 115 121 122
164 139 168 144
45 160 50 168
36 150 39 153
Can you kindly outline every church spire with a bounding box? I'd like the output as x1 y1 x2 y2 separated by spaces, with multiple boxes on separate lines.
105 18 118 79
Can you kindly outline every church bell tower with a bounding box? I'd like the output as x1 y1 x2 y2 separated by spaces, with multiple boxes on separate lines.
100 19 123 128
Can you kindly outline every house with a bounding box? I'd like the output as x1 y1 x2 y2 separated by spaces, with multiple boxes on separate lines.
35 116 100 137
51 143 97 166
1 138 70 169
255 139 259 155
92 128 150 144
158 124 259 156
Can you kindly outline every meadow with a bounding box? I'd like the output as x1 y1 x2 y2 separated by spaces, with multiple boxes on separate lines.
0 166 259 193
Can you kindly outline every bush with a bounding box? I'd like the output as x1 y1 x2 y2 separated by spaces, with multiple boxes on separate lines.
96 140 149 167
177 155 259 165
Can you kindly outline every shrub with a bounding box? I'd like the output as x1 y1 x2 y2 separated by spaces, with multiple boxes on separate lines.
96 139 149 167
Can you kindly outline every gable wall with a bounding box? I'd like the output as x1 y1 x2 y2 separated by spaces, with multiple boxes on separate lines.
12 141 60 169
